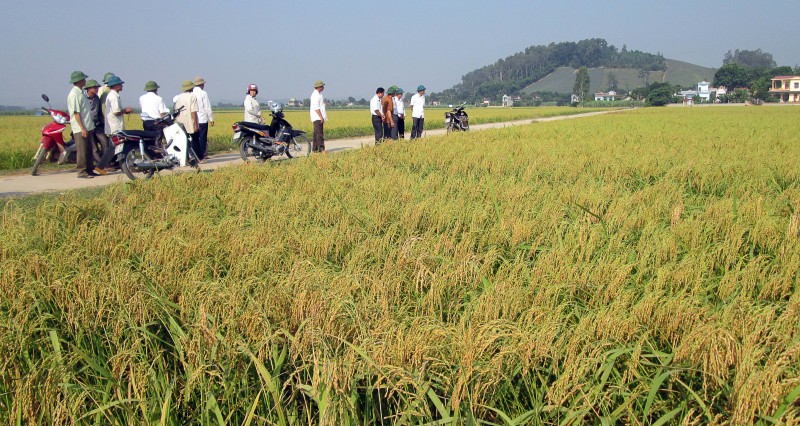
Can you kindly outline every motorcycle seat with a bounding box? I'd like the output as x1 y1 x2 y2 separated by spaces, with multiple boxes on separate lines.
238 122 270 131
119 129 161 140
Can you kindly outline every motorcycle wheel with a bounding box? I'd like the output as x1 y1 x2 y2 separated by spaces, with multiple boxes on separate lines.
446 123 454 134
286 135 312 158
238 137 254 162
31 147 47 176
121 149 155 180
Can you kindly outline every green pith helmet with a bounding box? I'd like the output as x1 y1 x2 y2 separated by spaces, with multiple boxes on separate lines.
103 72 115 84
387 87 396 95
144 81 159 92
417 85 426 92
314 80 325 88
181 80 195 91
396 87 404 94
70 70 88 84
84 79 101 89
106 76 124 87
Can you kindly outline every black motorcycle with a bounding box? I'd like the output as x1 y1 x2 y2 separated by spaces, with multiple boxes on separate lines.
109 106 200 180
232 104 312 162
445 105 469 133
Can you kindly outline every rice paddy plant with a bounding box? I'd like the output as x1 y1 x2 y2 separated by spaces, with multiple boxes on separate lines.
1 106 799 424
0 107 608 172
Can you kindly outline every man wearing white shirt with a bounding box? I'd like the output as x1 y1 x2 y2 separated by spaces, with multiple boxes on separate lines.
310 80 327 153
370 87 385 142
192 76 214 161
394 87 405 139
410 85 426 139
104 76 133 135
139 81 169 131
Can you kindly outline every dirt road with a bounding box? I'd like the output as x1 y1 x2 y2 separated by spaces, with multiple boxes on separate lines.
0 110 620 197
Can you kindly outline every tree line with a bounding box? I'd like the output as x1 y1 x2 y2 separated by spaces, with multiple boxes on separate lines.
430 38 665 103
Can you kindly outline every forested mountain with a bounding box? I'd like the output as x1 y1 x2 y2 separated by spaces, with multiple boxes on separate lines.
433 38 667 102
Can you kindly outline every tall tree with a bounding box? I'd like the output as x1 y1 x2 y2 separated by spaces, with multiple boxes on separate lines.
722 49 777 69
573 67 591 101
713 63 750 89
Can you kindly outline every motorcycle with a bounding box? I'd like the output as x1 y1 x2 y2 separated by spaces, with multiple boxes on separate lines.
109 106 200 180
31 94 79 175
232 104 311 162
445 105 469 133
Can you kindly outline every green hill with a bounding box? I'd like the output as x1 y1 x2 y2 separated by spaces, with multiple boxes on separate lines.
522 60 716 95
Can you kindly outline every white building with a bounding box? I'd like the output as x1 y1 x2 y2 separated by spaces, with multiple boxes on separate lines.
594 90 617 101
697 81 711 101
502 94 514 107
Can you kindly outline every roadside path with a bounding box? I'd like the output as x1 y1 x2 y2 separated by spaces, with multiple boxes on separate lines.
0 110 622 197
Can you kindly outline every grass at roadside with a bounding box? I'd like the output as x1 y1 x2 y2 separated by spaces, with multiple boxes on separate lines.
0 107 611 173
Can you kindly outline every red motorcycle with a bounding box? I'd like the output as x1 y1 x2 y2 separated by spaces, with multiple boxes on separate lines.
31 94 79 176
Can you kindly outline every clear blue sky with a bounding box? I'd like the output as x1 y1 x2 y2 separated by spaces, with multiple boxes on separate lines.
1 0 797 107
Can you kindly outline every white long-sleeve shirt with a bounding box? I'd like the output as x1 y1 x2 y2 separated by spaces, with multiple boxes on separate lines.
410 93 425 119
309 89 326 122
243 94 261 123
370 94 383 117
139 92 168 120
193 86 213 124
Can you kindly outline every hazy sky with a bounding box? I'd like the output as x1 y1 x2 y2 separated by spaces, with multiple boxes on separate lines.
1 0 797 107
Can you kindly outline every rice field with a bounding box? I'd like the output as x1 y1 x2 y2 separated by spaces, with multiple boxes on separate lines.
1 106 799 424
0 107 607 172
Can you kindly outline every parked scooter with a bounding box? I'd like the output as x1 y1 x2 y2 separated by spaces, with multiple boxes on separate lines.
445 104 469 133
31 94 79 175
109 106 200 180
232 104 312 162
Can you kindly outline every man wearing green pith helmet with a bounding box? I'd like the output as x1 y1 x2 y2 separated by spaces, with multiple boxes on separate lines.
410 85 426 139
66 71 98 178
99 72 115 107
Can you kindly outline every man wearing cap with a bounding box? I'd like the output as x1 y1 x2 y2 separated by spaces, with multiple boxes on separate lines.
104 75 133 136
370 87 385 143
410 85 426 139
381 86 396 141
174 80 199 148
244 84 262 123
192 76 214 161
67 71 98 178
84 79 109 174
99 72 115 107
394 87 405 140
139 81 169 131
309 80 327 153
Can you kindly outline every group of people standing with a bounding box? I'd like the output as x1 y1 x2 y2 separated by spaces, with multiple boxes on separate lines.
244 80 328 153
370 85 426 143
66 70 214 179
66 71 422 178
139 77 214 161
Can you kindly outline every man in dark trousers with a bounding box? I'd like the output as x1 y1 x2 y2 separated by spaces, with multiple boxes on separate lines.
381 86 396 140
370 87 385 143
67 71 99 179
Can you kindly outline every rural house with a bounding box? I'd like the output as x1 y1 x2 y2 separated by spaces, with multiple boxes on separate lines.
697 81 711 101
594 91 617 101
502 94 514 107
769 76 800 103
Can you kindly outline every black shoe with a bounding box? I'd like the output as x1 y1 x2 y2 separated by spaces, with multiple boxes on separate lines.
87 171 102 177
78 172 94 179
